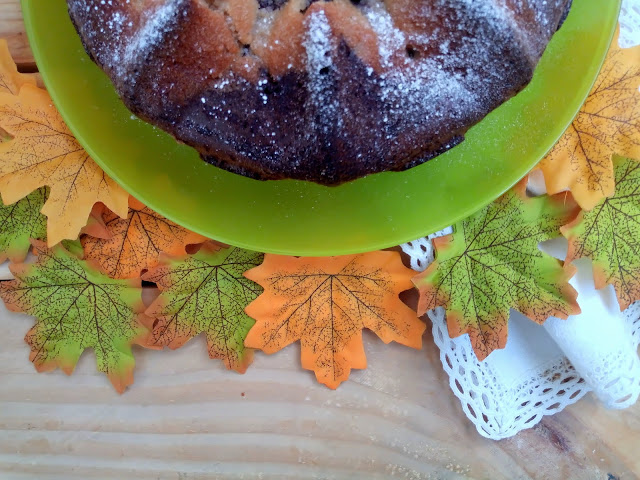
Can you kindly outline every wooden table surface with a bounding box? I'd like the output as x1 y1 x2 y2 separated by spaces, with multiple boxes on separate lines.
0 1 639 478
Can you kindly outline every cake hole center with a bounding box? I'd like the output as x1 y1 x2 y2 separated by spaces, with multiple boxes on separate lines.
257 0 289 9
406 45 419 59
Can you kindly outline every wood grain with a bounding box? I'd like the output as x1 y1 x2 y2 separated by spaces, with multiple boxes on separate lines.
0 0 34 69
0 302 639 479
0 3 639 479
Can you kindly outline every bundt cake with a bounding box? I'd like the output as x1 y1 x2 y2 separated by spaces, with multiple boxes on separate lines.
67 0 572 185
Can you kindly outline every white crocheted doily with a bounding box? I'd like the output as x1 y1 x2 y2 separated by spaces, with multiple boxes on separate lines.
400 0 640 440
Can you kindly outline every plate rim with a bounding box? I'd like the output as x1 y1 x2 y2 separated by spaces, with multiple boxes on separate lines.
21 0 621 256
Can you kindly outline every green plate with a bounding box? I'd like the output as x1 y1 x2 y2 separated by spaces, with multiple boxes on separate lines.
22 0 619 256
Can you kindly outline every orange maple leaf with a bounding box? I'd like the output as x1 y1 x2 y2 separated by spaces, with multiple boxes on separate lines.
79 203 111 240
0 39 35 96
0 85 128 245
244 251 425 389
537 28 640 210
81 196 207 279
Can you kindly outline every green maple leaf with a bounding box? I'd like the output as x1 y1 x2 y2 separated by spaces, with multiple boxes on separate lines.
562 156 640 310
60 239 84 258
413 180 581 360
0 240 149 393
0 187 47 262
142 245 264 373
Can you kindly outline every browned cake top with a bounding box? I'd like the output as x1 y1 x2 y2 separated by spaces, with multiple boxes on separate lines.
67 0 572 184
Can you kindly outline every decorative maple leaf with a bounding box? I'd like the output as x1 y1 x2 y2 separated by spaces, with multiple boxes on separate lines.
80 203 111 240
142 245 264 372
562 156 640 310
0 187 47 262
0 39 36 95
82 197 207 279
61 238 84 259
413 180 580 360
0 85 128 246
537 28 640 210
0 240 150 393
244 251 425 389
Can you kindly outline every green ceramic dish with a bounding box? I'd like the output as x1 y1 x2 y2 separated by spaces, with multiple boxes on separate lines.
22 0 619 256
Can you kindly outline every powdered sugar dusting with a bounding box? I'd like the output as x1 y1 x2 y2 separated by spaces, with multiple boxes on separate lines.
67 0 184 85
303 10 341 136
461 0 538 62
348 1 487 142
68 0 572 183
304 10 333 76
365 4 405 70
121 0 181 77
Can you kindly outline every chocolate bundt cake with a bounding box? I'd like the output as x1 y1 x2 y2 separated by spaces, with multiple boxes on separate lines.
67 0 572 185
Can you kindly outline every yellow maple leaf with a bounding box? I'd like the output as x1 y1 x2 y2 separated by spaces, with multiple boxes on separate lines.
0 39 35 96
0 85 128 245
537 28 640 210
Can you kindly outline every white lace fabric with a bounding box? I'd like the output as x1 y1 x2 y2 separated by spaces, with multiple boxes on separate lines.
404 237 640 440
400 1 640 439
